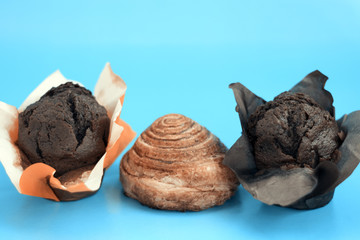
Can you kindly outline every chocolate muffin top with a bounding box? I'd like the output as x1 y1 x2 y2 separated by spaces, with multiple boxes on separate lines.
18 82 110 176
247 92 340 170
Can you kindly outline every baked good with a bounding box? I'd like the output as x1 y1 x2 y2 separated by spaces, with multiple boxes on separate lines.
223 70 360 209
120 113 239 211
247 91 340 170
18 82 110 177
0 63 135 201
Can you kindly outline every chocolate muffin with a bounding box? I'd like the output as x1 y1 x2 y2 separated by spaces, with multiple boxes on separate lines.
247 92 340 170
224 71 360 209
18 82 110 177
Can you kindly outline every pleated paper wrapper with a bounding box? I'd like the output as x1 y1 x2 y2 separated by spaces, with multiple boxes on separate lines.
224 70 360 209
0 63 136 201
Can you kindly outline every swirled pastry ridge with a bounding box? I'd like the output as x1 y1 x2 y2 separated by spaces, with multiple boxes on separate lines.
120 114 239 211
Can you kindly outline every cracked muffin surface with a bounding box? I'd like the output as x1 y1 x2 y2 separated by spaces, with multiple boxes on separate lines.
247 92 340 170
18 82 110 177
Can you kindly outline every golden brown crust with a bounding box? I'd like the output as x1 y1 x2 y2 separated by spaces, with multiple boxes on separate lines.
120 114 239 211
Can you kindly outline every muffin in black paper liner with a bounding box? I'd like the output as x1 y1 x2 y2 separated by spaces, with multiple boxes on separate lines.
223 70 360 209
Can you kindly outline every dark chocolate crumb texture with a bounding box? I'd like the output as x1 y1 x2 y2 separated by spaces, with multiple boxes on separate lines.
247 92 341 170
224 71 360 209
18 82 110 177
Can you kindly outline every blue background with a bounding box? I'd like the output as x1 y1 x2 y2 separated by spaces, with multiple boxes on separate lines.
1 0 360 239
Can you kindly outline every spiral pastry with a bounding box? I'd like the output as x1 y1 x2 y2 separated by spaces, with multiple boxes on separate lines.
120 114 239 211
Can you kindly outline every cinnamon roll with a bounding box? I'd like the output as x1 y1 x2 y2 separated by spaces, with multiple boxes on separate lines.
120 114 239 211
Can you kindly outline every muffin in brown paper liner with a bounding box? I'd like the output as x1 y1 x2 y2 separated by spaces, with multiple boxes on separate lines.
223 70 360 209
0 63 136 201
120 113 239 211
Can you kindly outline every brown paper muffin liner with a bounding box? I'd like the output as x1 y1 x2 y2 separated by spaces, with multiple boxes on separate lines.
0 63 136 201
223 70 360 209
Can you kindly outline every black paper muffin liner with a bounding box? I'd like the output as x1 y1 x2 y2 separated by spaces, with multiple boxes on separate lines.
224 70 360 209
